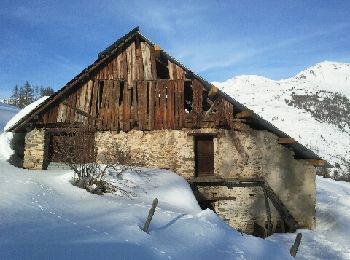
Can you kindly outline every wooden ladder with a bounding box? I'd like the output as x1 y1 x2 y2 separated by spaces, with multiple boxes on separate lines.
262 182 298 232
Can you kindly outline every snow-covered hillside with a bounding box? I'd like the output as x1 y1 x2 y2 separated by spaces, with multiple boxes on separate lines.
0 102 18 131
214 61 350 176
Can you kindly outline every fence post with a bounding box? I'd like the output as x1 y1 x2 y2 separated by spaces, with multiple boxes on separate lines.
290 233 302 257
142 198 158 233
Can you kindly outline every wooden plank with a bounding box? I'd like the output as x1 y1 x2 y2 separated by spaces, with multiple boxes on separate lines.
236 109 254 119
57 103 67 123
149 45 158 79
114 80 120 130
70 89 77 123
100 81 105 128
122 49 128 83
142 80 148 130
192 79 203 126
148 81 155 130
90 80 98 127
136 81 143 130
174 80 180 129
160 81 166 129
178 80 185 128
303 159 325 167
123 82 130 131
141 42 153 80
155 81 161 129
154 45 161 58
208 85 219 98
126 43 133 85
74 86 81 122
176 65 185 79
51 105 59 124
62 101 101 124
107 80 114 129
131 42 137 82
135 36 144 81
168 61 175 80
278 138 295 144
116 54 121 79
85 80 93 115
224 101 233 129
166 81 173 128
263 182 298 232
232 121 251 132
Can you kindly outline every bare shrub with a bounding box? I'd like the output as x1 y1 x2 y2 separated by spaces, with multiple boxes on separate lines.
51 125 143 196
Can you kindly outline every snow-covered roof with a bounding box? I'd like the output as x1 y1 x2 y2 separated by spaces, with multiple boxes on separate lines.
4 96 49 132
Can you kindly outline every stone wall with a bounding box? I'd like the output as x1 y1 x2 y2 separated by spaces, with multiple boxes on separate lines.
95 128 316 233
23 128 48 170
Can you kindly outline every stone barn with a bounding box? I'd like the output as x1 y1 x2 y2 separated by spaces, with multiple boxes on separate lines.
7 27 329 236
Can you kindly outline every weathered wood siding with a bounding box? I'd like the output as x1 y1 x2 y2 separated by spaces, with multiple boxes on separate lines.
38 39 234 131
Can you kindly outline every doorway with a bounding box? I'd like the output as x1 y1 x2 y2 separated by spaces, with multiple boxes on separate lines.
194 135 214 177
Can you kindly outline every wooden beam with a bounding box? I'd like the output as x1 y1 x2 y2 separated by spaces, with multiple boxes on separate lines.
187 132 219 137
62 101 101 123
303 159 326 167
208 85 219 98
154 45 161 58
232 121 251 132
235 109 254 119
278 138 295 144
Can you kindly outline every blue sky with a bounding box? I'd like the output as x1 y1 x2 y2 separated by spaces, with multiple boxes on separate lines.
0 0 349 98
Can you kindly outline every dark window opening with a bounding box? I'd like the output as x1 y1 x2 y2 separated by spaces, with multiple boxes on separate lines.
96 81 104 112
202 90 211 111
184 81 193 112
119 82 124 106
156 57 170 79
146 82 150 115
130 85 134 105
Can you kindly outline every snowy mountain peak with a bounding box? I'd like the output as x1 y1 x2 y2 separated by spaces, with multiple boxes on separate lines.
214 61 350 176
293 61 350 94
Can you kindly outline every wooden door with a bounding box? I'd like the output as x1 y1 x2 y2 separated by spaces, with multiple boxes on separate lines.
195 136 214 177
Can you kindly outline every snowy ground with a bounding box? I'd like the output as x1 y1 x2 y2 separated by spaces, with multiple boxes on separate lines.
269 176 350 259
0 157 291 260
1 137 349 260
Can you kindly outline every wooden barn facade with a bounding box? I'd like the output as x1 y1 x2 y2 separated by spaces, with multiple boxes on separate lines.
7 27 328 236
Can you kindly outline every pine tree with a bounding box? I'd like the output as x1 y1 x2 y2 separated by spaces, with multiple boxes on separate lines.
40 86 54 97
18 81 34 108
10 85 19 107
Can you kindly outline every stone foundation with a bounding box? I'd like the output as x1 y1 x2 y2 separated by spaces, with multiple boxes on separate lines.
95 128 316 233
21 126 316 234
23 128 48 169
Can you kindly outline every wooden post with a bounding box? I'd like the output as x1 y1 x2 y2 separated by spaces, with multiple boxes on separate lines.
142 198 158 233
263 186 273 236
290 233 302 257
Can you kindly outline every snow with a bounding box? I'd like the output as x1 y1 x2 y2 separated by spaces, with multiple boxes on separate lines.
268 176 350 260
4 96 49 132
214 61 350 175
0 102 18 132
0 160 291 259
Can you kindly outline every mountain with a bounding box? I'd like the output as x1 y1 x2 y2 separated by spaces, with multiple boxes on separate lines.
213 61 350 178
